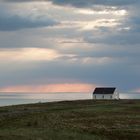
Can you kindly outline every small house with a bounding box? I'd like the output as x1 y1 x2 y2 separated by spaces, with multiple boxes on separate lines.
93 87 119 100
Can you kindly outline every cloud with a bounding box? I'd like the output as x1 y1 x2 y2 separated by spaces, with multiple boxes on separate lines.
1 17 57 31
0 14 58 31
4 0 39 2
4 0 139 7
0 83 95 93
84 30 140 45
48 0 139 8
0 54 139 92
0 48 63 61
133 88 140 93
0 0 139 93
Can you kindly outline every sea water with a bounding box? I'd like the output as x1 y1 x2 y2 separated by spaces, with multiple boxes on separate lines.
0 92 139 106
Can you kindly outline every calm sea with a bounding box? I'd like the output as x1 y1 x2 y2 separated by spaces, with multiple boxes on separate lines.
0 92 139 106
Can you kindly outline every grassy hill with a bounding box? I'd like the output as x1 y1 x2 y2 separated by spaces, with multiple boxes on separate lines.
0 99 140 140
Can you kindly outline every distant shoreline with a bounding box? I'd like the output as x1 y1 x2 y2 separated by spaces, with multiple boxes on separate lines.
0 92 140 107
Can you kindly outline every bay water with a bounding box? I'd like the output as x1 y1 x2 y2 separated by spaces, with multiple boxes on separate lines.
0 92 139 106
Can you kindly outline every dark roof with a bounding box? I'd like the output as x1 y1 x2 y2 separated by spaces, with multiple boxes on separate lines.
93 87 116 94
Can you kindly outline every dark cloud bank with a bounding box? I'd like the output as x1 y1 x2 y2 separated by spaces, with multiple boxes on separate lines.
0 14 58 31
0 60 139 91
4 0 139 6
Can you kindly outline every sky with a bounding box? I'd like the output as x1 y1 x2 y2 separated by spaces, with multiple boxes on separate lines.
0 0 140 93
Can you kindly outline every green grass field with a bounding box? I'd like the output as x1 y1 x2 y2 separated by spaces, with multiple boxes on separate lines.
0 99 140 140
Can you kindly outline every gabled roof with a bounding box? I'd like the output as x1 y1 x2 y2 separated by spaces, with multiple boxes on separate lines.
93 87 116 94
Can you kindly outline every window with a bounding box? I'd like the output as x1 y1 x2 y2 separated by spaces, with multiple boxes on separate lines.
110 95 112 99
102 95 104 99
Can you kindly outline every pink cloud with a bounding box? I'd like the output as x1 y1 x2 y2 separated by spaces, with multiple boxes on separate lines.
133 88 140 93
0 83 97 93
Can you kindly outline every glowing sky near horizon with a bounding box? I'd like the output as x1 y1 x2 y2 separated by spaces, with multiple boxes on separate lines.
0 0 140 93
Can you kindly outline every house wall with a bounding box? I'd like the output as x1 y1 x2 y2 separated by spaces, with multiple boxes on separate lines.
93 94 117 99
113 91 119 99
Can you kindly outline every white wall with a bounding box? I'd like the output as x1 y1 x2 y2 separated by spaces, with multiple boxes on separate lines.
114 91 119 99
93 93 119 99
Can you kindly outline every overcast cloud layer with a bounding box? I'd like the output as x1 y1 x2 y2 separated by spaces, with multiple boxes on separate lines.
0 0 140 93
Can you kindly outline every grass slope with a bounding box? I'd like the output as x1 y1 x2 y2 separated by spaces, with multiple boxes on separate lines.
0 100 140 140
